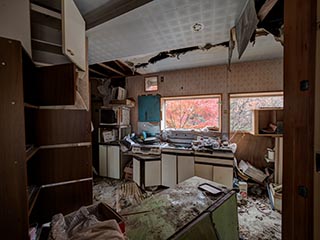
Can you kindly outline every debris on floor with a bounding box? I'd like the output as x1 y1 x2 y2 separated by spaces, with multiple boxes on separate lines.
238 195 281 240
93 178 149 212
93 177 281 240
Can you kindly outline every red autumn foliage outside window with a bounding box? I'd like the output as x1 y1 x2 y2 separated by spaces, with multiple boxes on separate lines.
163 96 221 130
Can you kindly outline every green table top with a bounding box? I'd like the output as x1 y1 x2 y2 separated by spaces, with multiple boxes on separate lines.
122 176 230 240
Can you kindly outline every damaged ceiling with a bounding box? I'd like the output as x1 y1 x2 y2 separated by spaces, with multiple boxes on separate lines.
26 0 276 78
123 34 282 74
86 0 248 64
31 0 283 76
85 0 283 75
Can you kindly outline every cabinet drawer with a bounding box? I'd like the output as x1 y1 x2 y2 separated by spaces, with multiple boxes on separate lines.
145 161 161 187
195 156 233 167
195 164 213 181
177 155 194 183
99 145 107 177
161 154 177 188
213 166 233 189
107 146 120 179
133 156 161 188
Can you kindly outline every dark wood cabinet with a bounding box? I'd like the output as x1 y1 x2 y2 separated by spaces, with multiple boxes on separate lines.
0 37 29 240
35 64 76 105
23 52 76 106
0 36 92 239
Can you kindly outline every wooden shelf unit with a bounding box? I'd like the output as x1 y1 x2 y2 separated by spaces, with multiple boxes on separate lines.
28 185 41 216
0 36 92 239
251 108 284 136
26 146 40 162
24 102 39 109
249 108 284 186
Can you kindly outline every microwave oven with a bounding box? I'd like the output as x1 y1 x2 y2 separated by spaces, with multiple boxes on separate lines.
99 106 130 125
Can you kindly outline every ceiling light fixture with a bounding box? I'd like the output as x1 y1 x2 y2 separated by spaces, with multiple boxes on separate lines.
192 23 204 32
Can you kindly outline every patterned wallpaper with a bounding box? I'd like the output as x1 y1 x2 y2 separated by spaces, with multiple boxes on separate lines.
126 58 283 133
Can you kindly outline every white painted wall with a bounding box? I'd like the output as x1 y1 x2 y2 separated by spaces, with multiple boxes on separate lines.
0 0 31 56
126 59 283 134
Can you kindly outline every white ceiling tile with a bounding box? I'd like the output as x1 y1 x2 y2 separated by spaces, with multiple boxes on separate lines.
87 0 278 69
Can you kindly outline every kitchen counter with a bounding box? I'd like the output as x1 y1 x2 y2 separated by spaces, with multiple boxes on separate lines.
130 142 235 189
161 143 233 155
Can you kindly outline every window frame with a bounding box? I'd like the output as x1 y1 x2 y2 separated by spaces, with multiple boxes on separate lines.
228 91 284 133
161 94 222 131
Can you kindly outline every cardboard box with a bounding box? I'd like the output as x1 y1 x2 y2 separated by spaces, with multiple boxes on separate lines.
111 87 127 100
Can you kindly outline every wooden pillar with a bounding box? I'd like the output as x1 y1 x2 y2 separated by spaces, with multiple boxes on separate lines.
314 0 320 238
283 0 317 239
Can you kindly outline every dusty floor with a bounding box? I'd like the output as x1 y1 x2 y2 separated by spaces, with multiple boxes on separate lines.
238 196 281 240
93 177 281 240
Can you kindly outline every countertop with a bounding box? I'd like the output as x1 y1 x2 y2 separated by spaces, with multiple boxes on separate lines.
122 176 233 240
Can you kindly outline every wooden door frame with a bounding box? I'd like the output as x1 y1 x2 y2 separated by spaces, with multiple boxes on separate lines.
314 0 320 239
283 0 319 239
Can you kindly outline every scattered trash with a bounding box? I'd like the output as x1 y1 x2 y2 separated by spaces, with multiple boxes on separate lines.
124 161 133 181
94 177 281 240
239 181 248 201
239 160 268 183
238 195 281 240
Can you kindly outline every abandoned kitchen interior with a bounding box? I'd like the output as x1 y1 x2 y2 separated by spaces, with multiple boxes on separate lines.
1 0 319 239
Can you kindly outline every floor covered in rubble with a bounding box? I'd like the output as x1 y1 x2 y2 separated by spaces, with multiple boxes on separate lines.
93 178 281 240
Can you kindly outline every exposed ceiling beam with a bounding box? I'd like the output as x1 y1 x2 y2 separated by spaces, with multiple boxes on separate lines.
89 68 108 78
114 60 126 71
98 63 126 76
117 60 140 75
84 0 152 29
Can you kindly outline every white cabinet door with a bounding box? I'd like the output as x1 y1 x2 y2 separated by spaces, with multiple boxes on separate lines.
99 145 107 177
161 154 177 188
107 145 120 179
195 163 213 181
145 161 161 187
62 0 86 71
177 155 194 183
133 158 140 186
213 166 233 189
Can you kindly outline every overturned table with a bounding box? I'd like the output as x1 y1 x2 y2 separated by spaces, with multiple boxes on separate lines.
122 176 239 240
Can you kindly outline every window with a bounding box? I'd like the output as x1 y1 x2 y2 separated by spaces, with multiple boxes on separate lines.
229 92 284 132
161 95 221 130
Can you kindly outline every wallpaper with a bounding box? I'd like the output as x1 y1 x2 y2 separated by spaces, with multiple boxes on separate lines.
126 58 283 133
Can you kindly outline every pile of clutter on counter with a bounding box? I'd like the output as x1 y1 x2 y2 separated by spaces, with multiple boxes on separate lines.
120 128 237 153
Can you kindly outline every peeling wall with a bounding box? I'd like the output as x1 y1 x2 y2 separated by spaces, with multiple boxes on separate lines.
126 58 283 134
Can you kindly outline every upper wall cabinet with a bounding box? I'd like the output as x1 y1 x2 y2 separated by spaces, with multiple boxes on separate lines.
138 95 161 122
31 0 86 71
62 0 86 71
